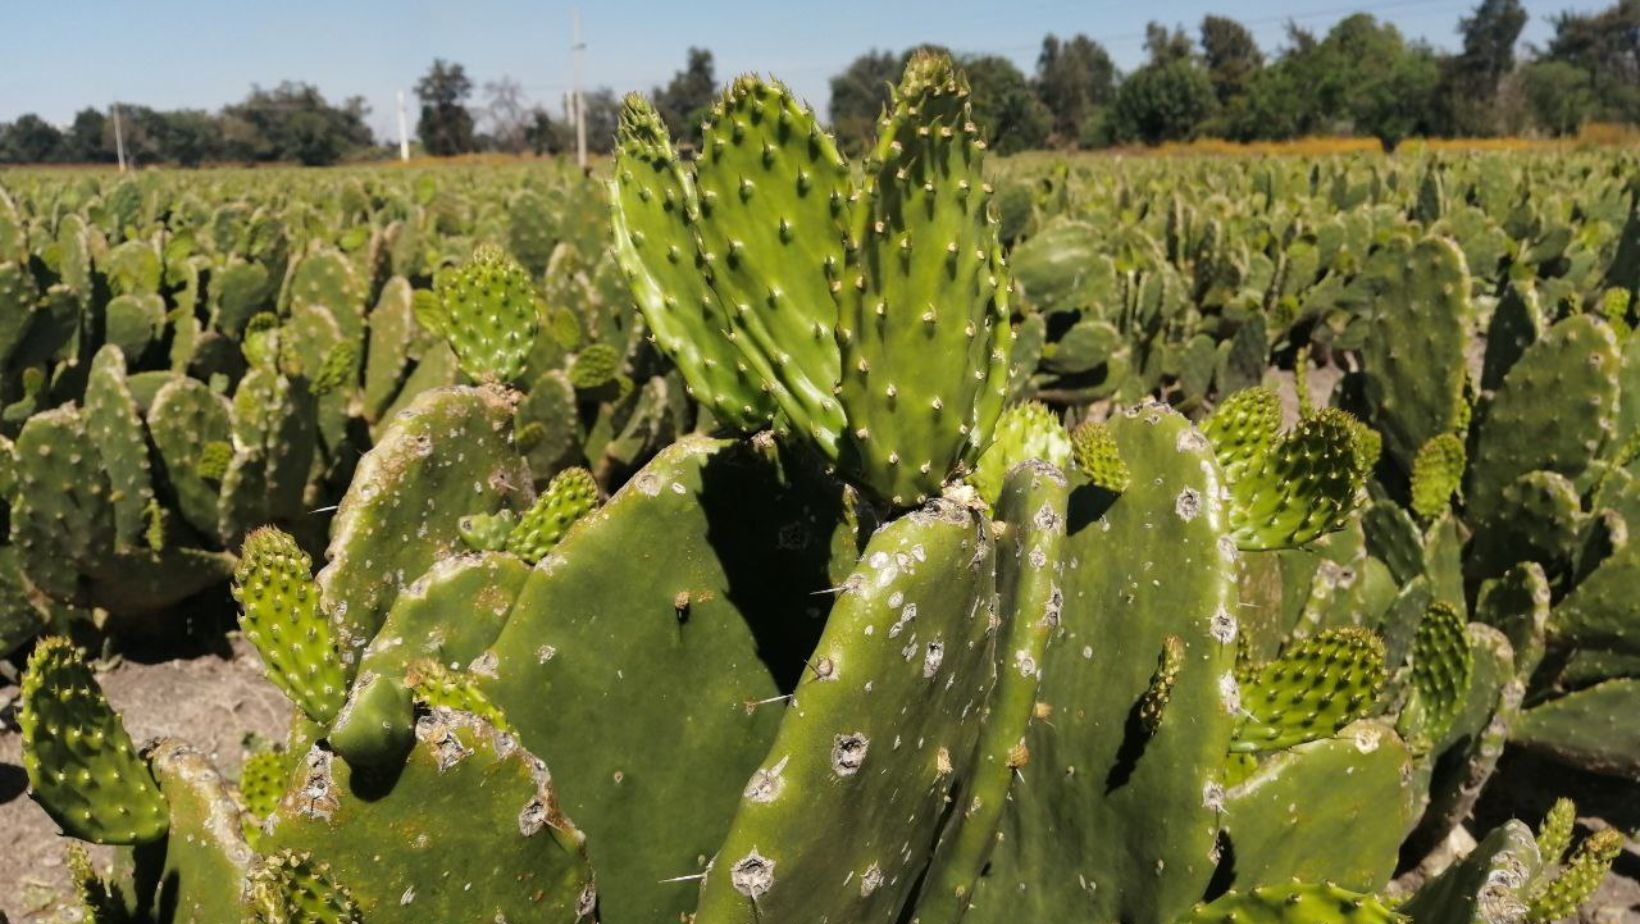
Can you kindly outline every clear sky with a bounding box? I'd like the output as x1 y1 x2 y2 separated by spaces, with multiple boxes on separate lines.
0 0 1596 142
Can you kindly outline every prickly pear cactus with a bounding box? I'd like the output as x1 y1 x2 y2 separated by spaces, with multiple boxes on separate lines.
427 244 542 384
970 404 1238 924
834 51 1012 505
19 637 170 845
612 51 1011 507
234 528 348 725
694 497 998 922
264 708 599 922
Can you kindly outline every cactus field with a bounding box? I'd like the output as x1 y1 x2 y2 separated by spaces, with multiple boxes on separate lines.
1 52 1639 922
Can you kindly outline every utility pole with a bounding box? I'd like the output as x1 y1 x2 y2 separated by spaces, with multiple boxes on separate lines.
396 90 411 162
111 103 127 173
571 8 587 169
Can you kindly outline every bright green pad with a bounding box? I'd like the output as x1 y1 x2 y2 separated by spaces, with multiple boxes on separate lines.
266 710 597 922
318 385 532 659
1398 601 1473 750
429 245 542 383
506 466 599 563
404 659 511 730
358 552 531 682
245 850 363 923
1528 829 1625 923
1233 627 1386 753
1553 538 1640 655
1069 419 1131 491
1538 798 1576 863
238 750 288 821
478 435 851 922
970 403 1072 505
567 341 620 389
694 77 850 453
695 498 996 922
1402 820 1540 924
1513 678 1640 777
20 637 169 845
457 509 516 551
1203 387 1281 484
611 95 777 431
1220 721 1415 893
836 52 1011 505
1468 314 1620 525
907 462 1070 918
126 740 258 923
1410 432 1466 520
970 404 1238 924
82 345 154 552
1218 408 1374 551
234 528 347 725
1184 882 1405 923
1353 235 1472 471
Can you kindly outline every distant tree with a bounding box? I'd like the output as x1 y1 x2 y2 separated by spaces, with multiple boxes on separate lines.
1111 59 1217 144
961 55 1051 153
829 49 901 154
220 83 371 165
1542 0 1640 124
1522 59 1596 134
581 88 622 154
1438 0 1528 135
63 108 112 163
0 114 65 164
1200 15 1264 105
415 59 476 156
653 47 717 145
153 110 220 167
484 76 531 154
1144 22 1196 66
1035 33 1117 146
524 107 557 155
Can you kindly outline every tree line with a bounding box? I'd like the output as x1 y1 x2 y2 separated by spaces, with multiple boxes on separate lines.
1 0 1634 166
824 0 1637 152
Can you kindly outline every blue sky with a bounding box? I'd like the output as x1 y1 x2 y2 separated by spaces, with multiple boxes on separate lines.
0 0 1594 141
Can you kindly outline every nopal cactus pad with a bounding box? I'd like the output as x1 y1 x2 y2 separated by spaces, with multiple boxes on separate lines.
235 528 348 726
1232 626 1387 753
20 637 170 844
505 466 600 563
1184 882 1406 923
429 244 542 384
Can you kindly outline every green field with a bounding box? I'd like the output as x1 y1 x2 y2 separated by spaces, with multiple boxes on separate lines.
2 54 1637 923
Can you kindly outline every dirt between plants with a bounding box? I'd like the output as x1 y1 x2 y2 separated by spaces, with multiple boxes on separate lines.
0 636 288 922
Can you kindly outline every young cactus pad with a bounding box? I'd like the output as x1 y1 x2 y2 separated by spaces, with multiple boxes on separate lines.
20 637 170 844
234 528 348 726
428 244 542 384
612 53 1012 506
